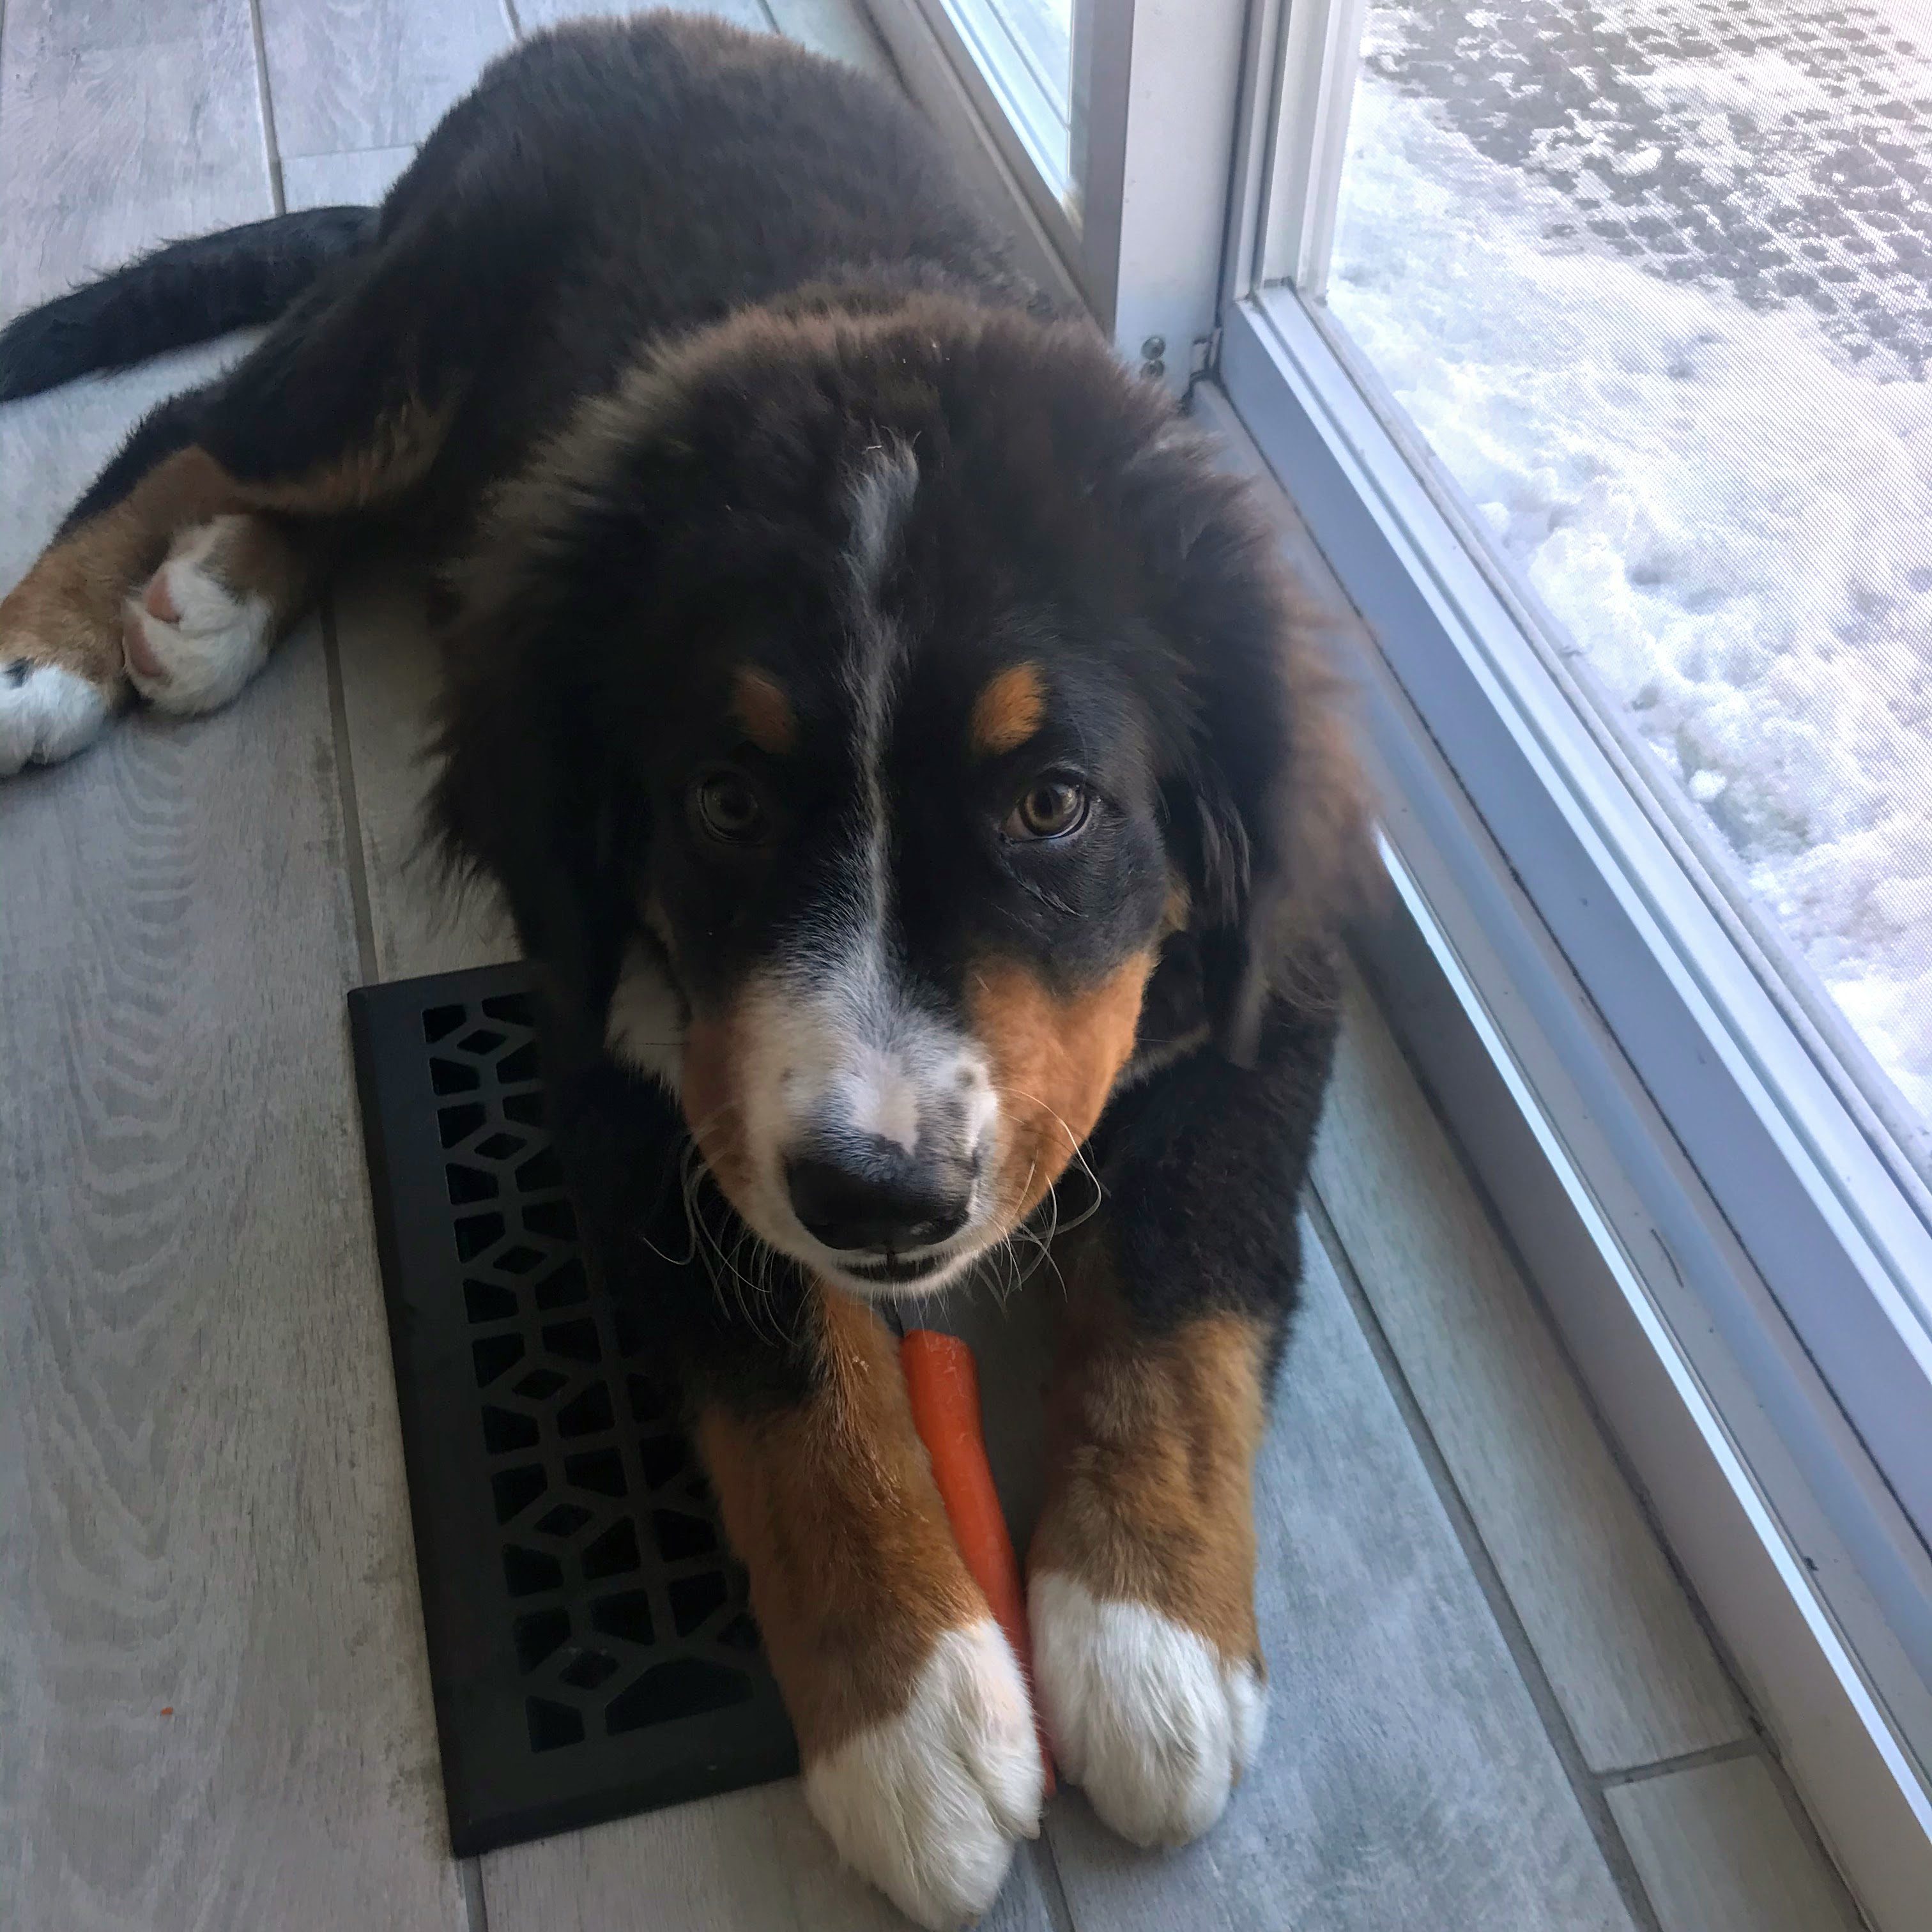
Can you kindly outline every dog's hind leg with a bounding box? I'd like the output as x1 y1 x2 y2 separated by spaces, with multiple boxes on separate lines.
119 509 337 716
0 408 348 765
1 383 226 771
0 240 464 776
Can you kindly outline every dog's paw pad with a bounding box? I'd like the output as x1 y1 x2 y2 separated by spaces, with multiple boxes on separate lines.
123 519 275 715
803 1620 1045 1929
1030 1570 1266 1848
0 654 112 775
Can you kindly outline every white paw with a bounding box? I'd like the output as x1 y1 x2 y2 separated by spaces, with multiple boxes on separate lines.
122 518 275 714
1030 1570 1266 1848
802 1620 1045 1931
0 655 112 775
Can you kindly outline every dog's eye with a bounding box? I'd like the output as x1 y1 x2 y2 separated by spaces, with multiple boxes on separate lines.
1006 777 1091 841
691 770 769 844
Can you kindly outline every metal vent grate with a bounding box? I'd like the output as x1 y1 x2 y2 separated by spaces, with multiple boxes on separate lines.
349 963 798 1857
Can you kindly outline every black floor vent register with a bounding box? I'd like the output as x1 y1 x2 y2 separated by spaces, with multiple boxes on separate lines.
349 963 798 1857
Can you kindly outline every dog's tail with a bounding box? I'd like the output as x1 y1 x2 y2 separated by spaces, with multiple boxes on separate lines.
0 206 379 404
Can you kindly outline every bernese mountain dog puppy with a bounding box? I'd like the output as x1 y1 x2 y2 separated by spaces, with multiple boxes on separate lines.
0 12 1365 1925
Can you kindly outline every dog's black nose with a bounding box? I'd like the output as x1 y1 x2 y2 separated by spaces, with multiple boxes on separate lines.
785 1149 971 1254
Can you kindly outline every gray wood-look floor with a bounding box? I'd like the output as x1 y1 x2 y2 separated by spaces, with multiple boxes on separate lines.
0 3 1867 1928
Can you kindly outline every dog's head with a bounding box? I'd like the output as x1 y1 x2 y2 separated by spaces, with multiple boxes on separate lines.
436 295 1360 1299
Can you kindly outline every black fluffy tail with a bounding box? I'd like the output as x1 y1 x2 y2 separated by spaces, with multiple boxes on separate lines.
0 206 379 404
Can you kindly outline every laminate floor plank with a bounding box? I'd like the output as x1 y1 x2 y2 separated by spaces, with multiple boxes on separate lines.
482 1779 1064 1932
0 0 273 319
514 0 771 33
282 144 418 212
1609 1756 1863 1932
0 4 461 1905
0 373 464 1931
763 0 901 80
1310 974 1749 1770
1042 1220 1640 1932
257 0 510 160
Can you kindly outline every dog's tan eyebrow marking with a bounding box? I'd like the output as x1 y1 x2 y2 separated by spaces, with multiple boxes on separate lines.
731 667 798 754
969 662 1046 758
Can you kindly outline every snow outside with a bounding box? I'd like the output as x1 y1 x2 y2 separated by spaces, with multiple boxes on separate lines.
1326 0 1932 1135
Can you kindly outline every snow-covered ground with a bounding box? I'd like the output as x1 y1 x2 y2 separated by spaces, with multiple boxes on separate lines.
1327 4 1932 1128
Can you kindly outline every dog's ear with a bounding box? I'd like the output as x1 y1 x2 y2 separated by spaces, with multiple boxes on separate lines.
1139 459 1367 1064
430 579 643 1038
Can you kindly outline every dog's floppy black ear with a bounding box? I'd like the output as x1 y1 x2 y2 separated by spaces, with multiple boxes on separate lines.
430 583 643 1038
1144 461 1367 1064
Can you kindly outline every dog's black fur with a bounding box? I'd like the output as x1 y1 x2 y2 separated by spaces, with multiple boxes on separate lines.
1 14 1365 1912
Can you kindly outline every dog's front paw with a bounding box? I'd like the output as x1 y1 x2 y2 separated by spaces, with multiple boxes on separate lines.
802 1620 1045 1931
1030 1570 1266 1848
0 651 114 776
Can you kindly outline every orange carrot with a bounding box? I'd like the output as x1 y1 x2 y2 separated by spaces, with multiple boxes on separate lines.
900 1328 1055 1798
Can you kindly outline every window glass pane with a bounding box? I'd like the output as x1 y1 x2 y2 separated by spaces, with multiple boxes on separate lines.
940 0 1081 211
1323 0 1932 1137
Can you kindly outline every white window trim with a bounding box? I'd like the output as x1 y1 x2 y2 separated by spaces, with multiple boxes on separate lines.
942 0 1078 206
1252 0 1367 298
861 0 1087 310
866 0 1245 392
862 2 1932 1922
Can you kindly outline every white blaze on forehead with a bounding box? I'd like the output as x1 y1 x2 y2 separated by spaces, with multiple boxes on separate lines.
844 436 919 604
816 436 923 1126
840 438 919 986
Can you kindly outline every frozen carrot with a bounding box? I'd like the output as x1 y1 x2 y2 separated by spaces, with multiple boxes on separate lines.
900 1327 1055 1797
